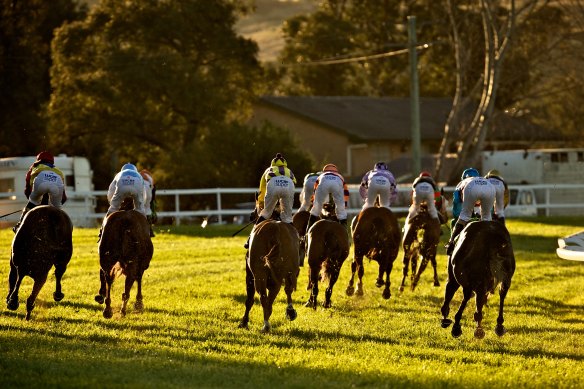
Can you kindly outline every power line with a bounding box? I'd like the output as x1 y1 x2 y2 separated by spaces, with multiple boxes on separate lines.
290 42 434 66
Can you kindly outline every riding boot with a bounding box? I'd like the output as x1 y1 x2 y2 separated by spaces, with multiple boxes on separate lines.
244 216 266 249
12 202 35 233
445 222 465 255
147 215 155 237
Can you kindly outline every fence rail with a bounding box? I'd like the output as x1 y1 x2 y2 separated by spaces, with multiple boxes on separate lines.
2 183 584 226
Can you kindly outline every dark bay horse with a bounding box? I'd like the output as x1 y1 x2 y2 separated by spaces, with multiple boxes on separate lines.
239 220 300 332
7 206 73 320
305 219 350 309
440 221 515 338
95 210 153 319
400 205 441 292
346 207 401 299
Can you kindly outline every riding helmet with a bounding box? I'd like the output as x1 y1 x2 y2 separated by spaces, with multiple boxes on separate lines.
35 151 54 165
419 171 432 178
486 169 502 179
323 163 339 173
461 167 480 180
374 162 388 171
121 163 138 172
271 153 287 167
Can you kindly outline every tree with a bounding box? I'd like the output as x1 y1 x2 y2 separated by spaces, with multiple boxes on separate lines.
0 0 86 157
47 0 264 188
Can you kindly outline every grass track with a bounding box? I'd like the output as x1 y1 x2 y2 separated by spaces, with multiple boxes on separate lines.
0 217 582 388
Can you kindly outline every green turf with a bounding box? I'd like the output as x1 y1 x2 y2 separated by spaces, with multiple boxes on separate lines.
0 217 582 388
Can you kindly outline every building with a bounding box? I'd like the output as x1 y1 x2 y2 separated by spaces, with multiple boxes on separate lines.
249 96 562 182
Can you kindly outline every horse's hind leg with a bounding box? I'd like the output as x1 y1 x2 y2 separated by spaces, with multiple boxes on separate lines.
26 274 48 321
238 263 255 329
6 264 22 311
134 273 144 312
259 280 280 333
95 269 106 304
284 274 297 321
103 274 114 319
495 279 512 336
473 292 488 339
430 251 440 287
451 287 473 338
382 259 393 300
121 274 135 316
399 251 410 292
355 257 365 296
345 258 357 296
324 267 341 308
440 258 460 328
412 255 428 291
305 263 320 309
53 262 67 302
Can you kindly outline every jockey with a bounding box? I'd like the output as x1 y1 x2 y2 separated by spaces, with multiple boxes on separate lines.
305 163 349 234
99 163 145 241
244 153 296 249
106 163 146 216
13 151 67 233
298 171 321 212
140 169 156 237
404 171 441 226
359 162 398 211
485 169 509 225
445 167 496 255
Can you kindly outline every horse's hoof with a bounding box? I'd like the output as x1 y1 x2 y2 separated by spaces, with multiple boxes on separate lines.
238 318 249 329
474 327 486 339
94 295 104 304
120 308 126 317
323 300 332 309
451 324 462 338
410 283 417 292
134 300 144 312
495 324 506 337
441 318 453 328
25 312 32 321
7 299 19 311
399 286 405 292
103 307 113 319
356 287 364 296
286 307 297 321
53 292 64 302
260 324 271 333
382 289 391 300
346 286 355 296
375 279 384 288
433 281 440 287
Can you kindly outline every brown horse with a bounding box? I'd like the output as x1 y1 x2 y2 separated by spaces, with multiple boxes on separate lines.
440 221 515 339
95 210 153 319
400 205 441 292
6 206 73 320
346 207 401 299
239 220 300 332
305 219 350 309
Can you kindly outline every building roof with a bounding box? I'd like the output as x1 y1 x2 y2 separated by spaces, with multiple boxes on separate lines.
260 96 450 141
259 95 559 144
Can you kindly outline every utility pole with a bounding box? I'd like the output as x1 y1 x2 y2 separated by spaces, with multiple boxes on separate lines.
408 15 421 178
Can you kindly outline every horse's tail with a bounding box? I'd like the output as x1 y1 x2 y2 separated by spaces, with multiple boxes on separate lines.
262 244 280 281
110 261 124 279
320 228 344 281
489 231 514 290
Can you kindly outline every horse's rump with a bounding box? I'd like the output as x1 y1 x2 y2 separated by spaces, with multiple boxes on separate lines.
308 220 349 278
353 207 400 257
99 210 153 273
453 221 515 288
249 221 299 285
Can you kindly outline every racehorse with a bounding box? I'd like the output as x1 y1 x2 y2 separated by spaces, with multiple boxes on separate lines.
400 204 441 292
305 219 350 309
346 207 401 299
6 205 73 320
440 221 515 338
95 209 153 319
239 220 300 332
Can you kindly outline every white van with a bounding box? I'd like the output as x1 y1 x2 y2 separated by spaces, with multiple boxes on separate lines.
0 155 96 227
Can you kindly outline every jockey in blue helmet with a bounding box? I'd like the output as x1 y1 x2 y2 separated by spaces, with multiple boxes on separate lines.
461 167 480 180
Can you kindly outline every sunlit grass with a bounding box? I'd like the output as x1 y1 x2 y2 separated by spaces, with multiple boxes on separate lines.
0 217 582 388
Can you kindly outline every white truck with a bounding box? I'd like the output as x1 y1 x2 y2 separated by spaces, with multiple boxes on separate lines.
481 148 584 216
0 155 96 227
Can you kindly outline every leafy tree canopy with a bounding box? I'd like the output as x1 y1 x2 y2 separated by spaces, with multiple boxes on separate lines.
48 0 266 188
